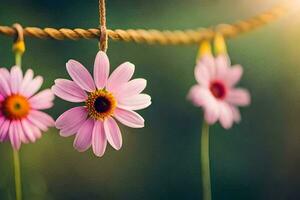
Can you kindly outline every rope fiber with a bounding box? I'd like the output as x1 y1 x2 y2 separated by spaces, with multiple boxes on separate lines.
98 0 108 51
0 2 289 45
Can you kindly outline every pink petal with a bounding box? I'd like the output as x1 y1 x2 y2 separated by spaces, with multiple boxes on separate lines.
9 121 21 150
0 119 10 142
31 123 42 139
33 110 55 127
20 69 34 93
10 66 23 94
194 63 211 87
52 79 87 102
117 93 151 110
92 121 107 157
15 120 29 144
0 68 10 81
115 78 147 99
59 120 86 138
106 62 135 92
55 106 87 128
27 110 55 131
22 76 43 97
0 68 11 96
114 107 145 128
230 105 241 123
215 54 231 68
0 116 4 127
199 55 215 70
218 102 234 129
73 119 94 152
21 119 37 142
22 119 42 139
2 133 9 142
66 60 95 92
187 85 207 107
187 86 220 125
215 55 230 79
55 106 88 137
94 51 110 89
225 65 243 87
104 117 122 150
226 88 251 106
203 96 219 125
29 89 54 110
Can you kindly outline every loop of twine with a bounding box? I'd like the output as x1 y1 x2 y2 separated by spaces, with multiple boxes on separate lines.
99 0 108 52
12 23 25 54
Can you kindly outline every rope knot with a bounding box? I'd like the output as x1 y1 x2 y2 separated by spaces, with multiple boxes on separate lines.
12 23 25 55
99 25 108 52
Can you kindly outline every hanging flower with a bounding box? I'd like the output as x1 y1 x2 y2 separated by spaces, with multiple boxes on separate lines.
188 54 250 129
52 51 151 157
0 66 55 150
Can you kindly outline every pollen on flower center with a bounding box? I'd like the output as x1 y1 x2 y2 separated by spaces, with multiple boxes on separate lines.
2 94 30 120
210 81 226 99
86 89 117 120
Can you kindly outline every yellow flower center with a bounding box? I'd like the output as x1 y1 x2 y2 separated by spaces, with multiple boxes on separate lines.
86 89 117 120
2 94 30 120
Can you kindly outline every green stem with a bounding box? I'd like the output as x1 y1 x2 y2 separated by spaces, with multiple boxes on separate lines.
201 122 211 200
15 52 22 66
13 150 22 200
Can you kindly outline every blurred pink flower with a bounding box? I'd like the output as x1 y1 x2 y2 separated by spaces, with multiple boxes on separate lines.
188 55 250 129
52 51 151 157
0 66 55 150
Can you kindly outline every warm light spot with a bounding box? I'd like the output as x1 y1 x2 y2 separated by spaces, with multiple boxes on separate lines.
2 94 30 120
210 81 226 99
86 89 117 120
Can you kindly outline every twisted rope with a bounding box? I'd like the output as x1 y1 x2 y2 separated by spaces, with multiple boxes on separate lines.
98 0 108 51
0 3 289 45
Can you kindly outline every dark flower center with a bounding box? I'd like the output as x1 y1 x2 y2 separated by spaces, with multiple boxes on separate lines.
86 89 117 120
210 81 226 99
94 96 111 113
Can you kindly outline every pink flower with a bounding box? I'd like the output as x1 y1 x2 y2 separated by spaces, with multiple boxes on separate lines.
0 66 55 150
188 55 250 129
52 51 151 157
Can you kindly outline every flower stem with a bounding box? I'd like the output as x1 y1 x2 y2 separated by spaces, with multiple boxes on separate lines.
15 52 22 66
13 149 22 200
201 121 211 200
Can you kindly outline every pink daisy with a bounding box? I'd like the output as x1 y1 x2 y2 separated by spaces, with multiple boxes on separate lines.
52 51 151 157
0 66 55 150
188 54 251 129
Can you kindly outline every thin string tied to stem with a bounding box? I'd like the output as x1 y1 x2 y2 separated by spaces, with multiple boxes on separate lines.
99 0 108 52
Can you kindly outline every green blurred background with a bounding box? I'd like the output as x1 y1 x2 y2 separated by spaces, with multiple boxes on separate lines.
0 0 300 199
